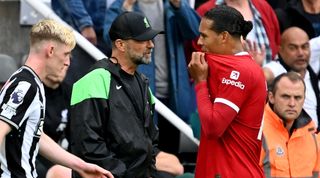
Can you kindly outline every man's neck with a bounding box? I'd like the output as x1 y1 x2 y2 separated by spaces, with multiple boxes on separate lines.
302 0 320 14
225 0 247 7
229 38 245 54
298 70 307 79
24 55 45 81
110 55 136 75
284 120 295 133
225 0 252 21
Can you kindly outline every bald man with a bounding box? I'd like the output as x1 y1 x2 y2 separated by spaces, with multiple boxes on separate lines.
263 26 320 131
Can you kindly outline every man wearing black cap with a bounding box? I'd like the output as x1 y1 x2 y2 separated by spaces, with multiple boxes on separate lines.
103 0 200 157
69 12 183 178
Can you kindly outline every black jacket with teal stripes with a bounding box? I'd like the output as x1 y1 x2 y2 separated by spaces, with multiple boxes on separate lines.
69 58 159 178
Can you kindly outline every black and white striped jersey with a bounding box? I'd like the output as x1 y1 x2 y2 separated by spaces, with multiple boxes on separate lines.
0 66 45 178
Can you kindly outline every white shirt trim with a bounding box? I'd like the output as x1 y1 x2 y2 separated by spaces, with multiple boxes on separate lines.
235 51 249 56
214 98 240 113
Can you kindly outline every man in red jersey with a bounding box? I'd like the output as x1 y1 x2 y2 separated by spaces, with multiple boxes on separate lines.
188 6 267 178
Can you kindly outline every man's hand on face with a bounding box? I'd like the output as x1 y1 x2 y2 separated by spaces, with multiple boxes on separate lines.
188 52 208 84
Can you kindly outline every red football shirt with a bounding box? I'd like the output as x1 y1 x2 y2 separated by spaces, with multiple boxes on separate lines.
194 53 267 178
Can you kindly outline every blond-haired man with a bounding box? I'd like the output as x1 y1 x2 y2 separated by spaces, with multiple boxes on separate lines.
0 19 113 178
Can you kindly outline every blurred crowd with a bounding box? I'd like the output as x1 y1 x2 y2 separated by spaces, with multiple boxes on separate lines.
1 0 320 177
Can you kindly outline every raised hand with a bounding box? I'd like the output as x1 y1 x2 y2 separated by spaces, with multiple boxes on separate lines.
188 52 208 84
81 27 97 45
243 39 266 66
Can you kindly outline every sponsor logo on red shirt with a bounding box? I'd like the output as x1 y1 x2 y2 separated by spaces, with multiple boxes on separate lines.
221 70 245 89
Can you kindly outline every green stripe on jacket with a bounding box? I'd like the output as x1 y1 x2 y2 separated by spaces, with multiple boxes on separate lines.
71 68 111 106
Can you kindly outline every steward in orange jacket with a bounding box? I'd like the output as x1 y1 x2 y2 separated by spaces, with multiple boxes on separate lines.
260 103 320 177
260 72 320 178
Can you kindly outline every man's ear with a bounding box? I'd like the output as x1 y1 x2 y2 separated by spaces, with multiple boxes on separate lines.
45 43 55 57
115 39 126 52
220 31 229 43
268 91 275 104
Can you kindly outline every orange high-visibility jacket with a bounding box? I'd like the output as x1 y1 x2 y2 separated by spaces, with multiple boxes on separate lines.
260 104 320 178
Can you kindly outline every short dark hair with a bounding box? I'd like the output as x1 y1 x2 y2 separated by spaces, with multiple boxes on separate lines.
269 72 306 94
204 5 253 39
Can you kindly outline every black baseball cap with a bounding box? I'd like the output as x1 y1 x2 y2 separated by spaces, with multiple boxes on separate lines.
109 11 163 41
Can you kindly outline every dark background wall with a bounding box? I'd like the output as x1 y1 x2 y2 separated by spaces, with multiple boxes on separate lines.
0 0 31 66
